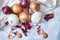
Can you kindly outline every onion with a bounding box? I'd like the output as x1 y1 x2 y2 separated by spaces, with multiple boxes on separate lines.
2 6 12 14
31 12 42 26
20 0 28 8
12 4 23 14
7 14 19 26
19 11 31 23
20 0 30 8
30 1 40 12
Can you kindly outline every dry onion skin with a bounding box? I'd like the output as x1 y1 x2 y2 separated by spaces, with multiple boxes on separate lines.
8 34 12 39
8 34 15 40
43 33 48 39
37 29 44 35
17 33 22 38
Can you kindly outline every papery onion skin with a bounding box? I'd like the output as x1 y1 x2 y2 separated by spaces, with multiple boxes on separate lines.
44 13 54 21
22 22 32 30
43 33 48 39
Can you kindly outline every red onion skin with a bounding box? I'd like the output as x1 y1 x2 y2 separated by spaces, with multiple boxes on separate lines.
15 25 21 28
14 25 27 36
21 28 27 36
21 22 32 36
44 13 54 21
13 32 17 35
5 21 9 25
22 22 32 30
37 26 41 30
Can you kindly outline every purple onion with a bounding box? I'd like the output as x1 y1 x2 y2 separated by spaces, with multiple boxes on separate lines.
20 0 30 8
20 0 27 8
2 6 12 14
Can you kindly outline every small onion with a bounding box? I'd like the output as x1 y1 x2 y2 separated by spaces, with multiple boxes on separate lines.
20 0 28 8
2 6 12 14
7 14 19 26
19 11 31 23
30 1 40 12
12 4 23 14
20 0 30 8
20 0 30 12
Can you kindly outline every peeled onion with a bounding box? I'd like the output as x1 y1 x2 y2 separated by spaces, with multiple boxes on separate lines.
31 12 42 26
30 1 40 12
12 4 23 14
7 14 19 26
19 11 31 23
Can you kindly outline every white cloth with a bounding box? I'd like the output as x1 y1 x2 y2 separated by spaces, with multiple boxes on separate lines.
0 0 60 40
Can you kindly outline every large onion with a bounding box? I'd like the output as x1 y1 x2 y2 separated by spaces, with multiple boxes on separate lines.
7 14 19 26
19 11 31 23
31 12 42 26
12 4 23 14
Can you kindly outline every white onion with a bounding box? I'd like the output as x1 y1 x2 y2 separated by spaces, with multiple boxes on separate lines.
31 12 43 26
7 14 19 26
